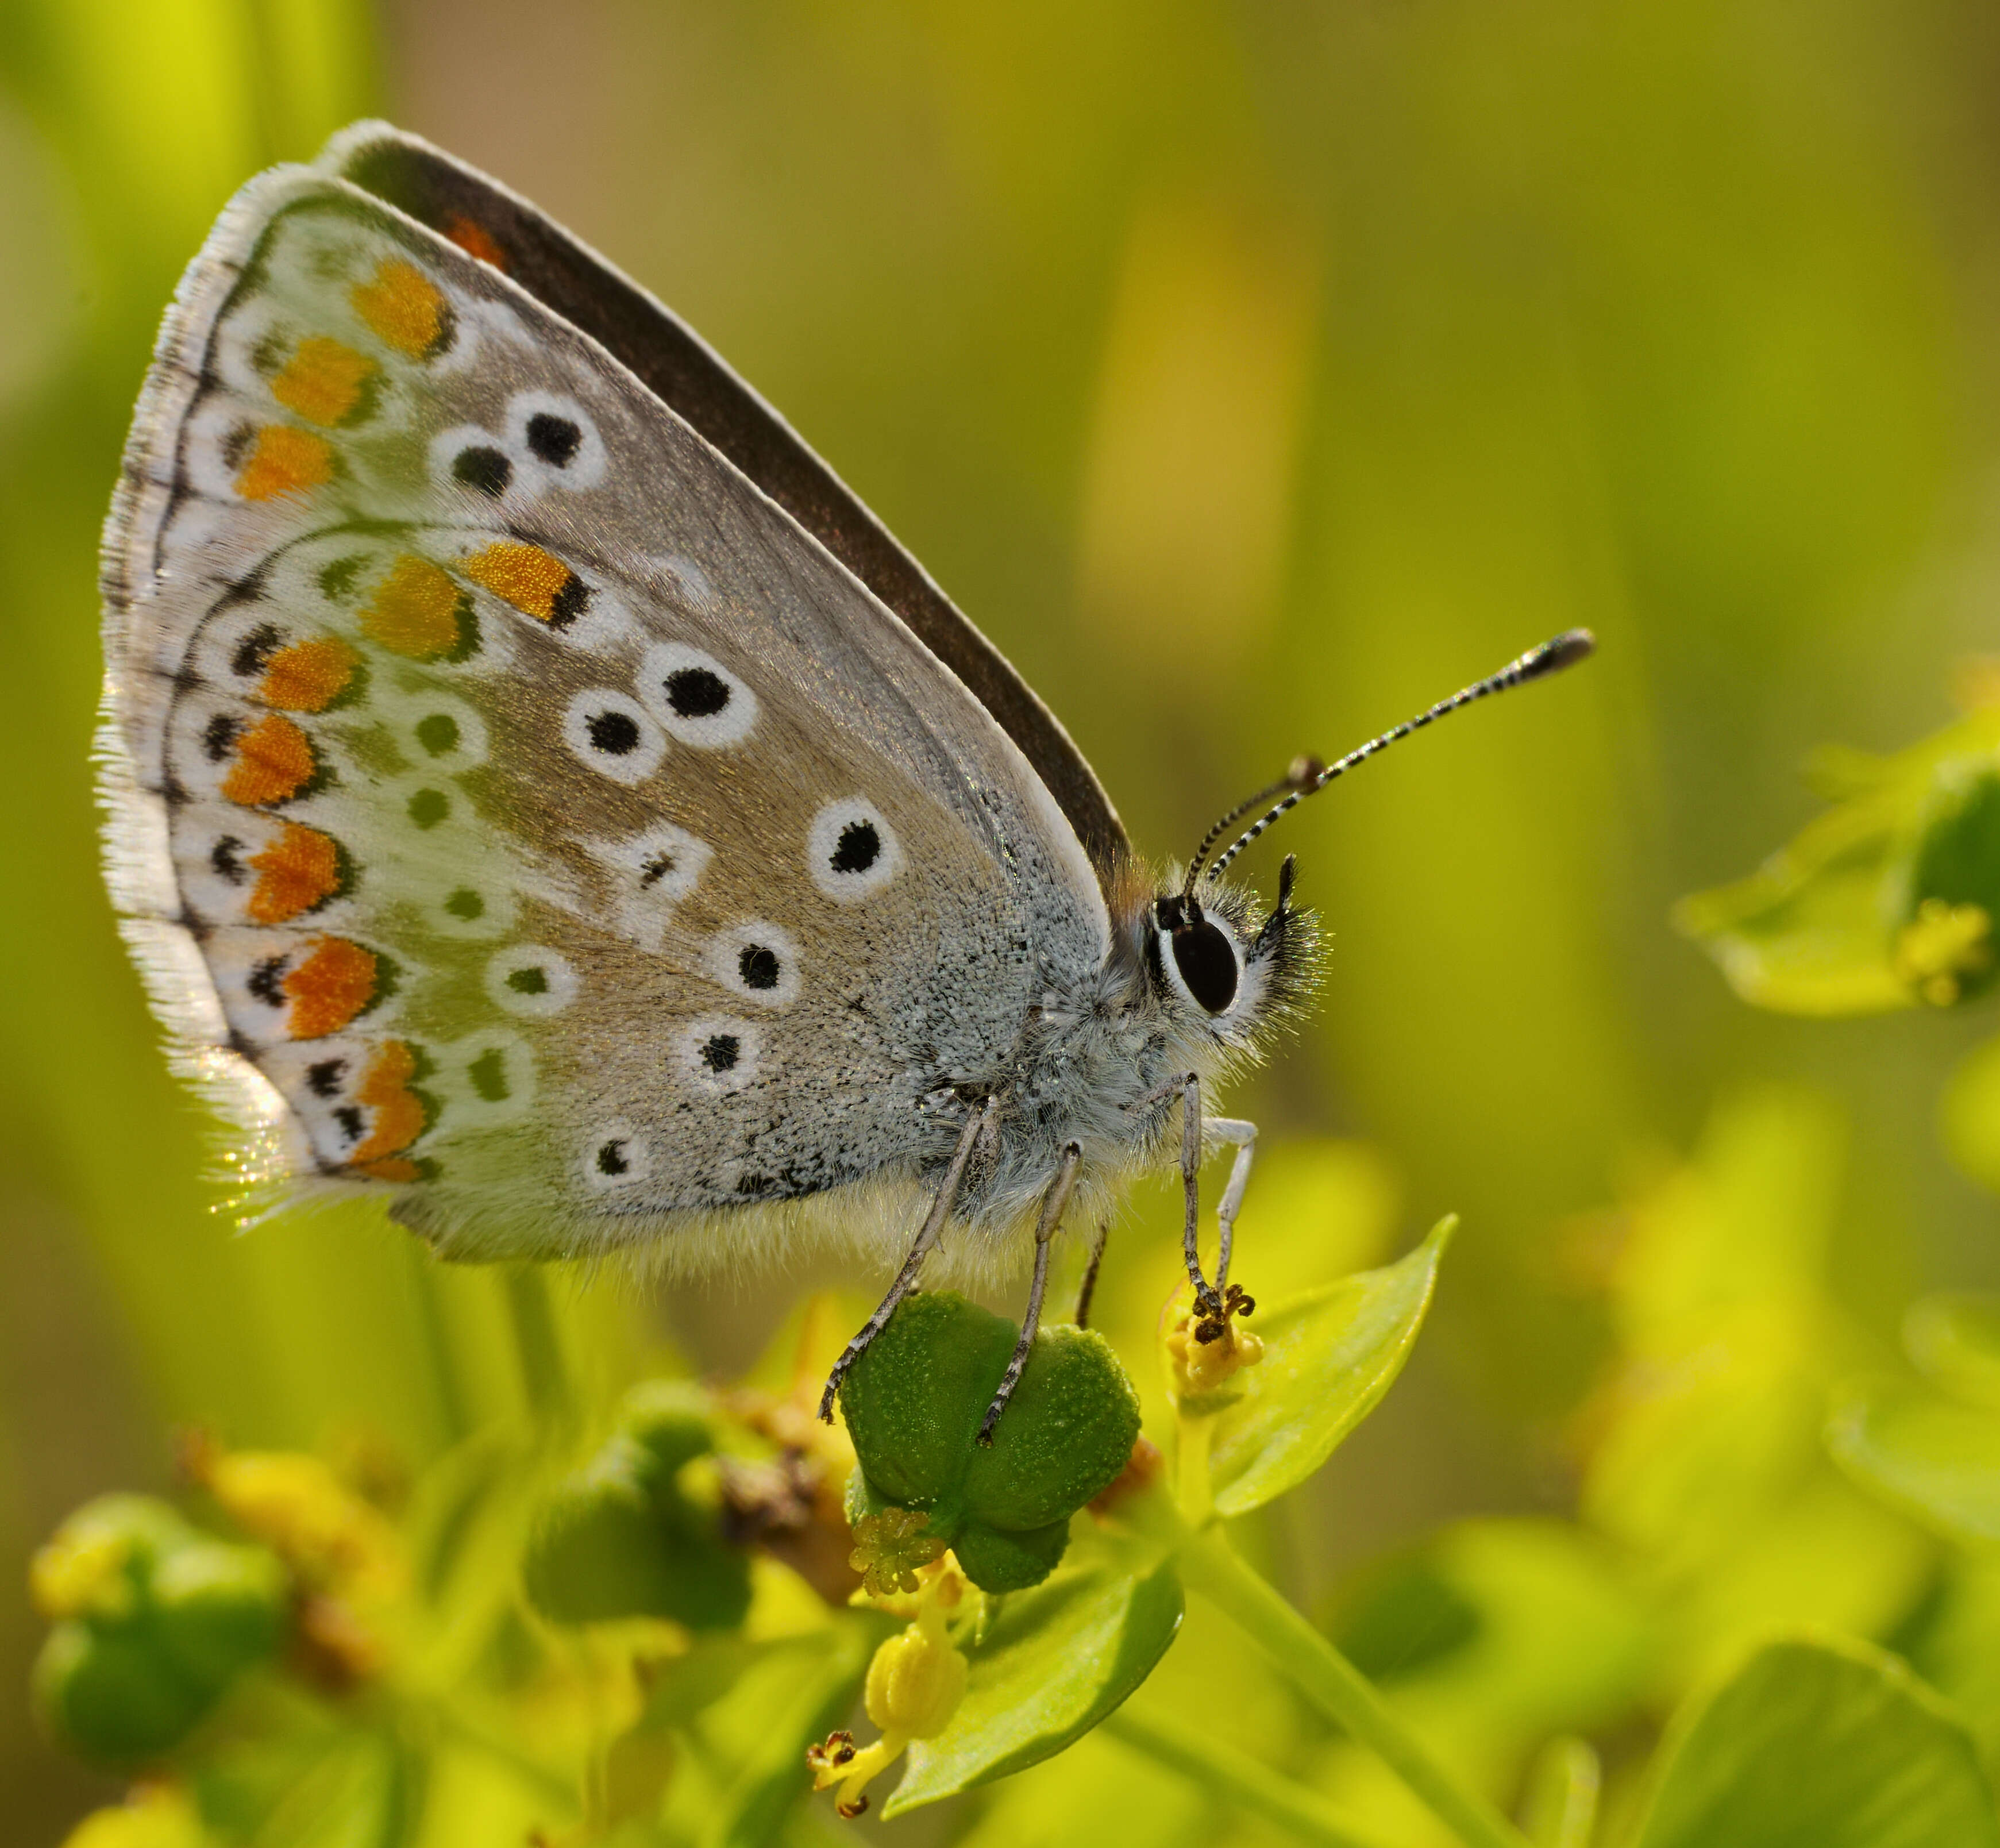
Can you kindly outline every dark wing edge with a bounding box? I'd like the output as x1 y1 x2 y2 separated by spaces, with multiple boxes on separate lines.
317 120 1130 886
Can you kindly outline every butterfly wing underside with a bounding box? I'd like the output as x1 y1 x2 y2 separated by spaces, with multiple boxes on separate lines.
322 121 1131 884
101 163 1110 1262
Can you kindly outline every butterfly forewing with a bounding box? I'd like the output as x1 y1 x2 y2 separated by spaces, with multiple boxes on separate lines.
103 174 1109 1260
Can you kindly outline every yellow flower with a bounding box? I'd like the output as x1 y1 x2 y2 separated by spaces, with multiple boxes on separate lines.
1166 1283 1266 1397
184 1437 400 1600
1894 896 1993 1006
807 1556 969 1817
60 1785 206 1848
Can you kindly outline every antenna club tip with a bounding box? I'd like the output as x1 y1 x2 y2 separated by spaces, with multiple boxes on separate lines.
1524 628 1597 679
1288 753 1327 787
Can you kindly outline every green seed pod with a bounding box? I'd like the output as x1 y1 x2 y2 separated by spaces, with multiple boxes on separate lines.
522 1396 752 1630
151 1540 290 1686
839 1292 1142 1592
33 1617 210 1765
30 1495 290 1766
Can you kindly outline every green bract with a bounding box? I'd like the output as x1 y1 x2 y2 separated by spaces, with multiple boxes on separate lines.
31 1494 287 1765
522 1381 752 1630
887 1555 1183 1813
838 1292 1142 1592
1180 1219 1453 1518
1677 709 2000 1016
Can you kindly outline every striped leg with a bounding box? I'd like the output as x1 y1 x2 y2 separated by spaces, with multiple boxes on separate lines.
977 1141 1083 1446
818 1096 999 1423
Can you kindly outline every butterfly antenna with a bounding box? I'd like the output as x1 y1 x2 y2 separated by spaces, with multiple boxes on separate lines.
1181 757 1326 899
1202 629 1597 885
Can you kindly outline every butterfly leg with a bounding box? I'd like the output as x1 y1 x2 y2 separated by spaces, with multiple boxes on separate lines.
818 1095 999 1423
1176 1073 1224 1316
1204 1117 1257 1290
1073 1218 1111 1328
978 1141 1083 1446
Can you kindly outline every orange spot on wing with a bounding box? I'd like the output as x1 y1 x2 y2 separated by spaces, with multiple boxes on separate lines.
221 714 317 806
235 425 334 502
246 823 344 924
271 336 377 427
360 555 467 659
260 636 359 711
349 1040 429 1165
461 541 576 623
444 213 507 270
349 257 452 360
355 1157 423 1183
283 938 380 1040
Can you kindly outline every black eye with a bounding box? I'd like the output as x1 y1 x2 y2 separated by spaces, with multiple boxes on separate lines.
1172 918 1239 1014
526 412 582 467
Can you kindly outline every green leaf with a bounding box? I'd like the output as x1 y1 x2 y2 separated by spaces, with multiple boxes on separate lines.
1634 1636 1999 1848
884 1556 1184 1814
1827 1378 2000 1543
1905 1292 2000 1409
1205 1218 1452 1518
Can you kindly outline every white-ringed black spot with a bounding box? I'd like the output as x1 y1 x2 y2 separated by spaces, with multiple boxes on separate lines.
467 1048 509 1101
414 713 459 756
587 710 641 755
452 445 511 496
507 965 548 995
248 956 288 1007
442 887 485 921
806 798 903 901
700 1033 740 1073
637 642 757 746
526 412 583 467
704 921 800 1006
333 1105 365 1144
561 690 663 784
831 821 880 874
306 1057 346 1098
639 853 676 888
580 1119 652 1189
665 667 730 719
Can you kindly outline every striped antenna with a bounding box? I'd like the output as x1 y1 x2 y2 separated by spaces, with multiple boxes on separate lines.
1201 629 1597 884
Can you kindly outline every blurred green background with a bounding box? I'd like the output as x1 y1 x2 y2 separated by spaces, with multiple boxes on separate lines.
5 0 2000 1838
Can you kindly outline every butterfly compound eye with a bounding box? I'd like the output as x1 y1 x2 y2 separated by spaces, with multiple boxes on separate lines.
1171 915 1240 1014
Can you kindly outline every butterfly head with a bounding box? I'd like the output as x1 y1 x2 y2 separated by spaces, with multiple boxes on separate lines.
1140 853 1312 1048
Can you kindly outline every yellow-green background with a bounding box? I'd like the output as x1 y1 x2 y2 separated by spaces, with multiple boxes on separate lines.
3 1 1997 1838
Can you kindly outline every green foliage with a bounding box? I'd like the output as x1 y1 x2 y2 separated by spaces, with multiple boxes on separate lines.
838 1291 1141 1591
1633 1638 2000 1848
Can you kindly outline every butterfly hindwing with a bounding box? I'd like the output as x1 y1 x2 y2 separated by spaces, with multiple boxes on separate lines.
102 165 1111 1261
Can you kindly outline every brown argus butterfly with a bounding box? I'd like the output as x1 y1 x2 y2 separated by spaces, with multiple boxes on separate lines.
99 124 1591 1437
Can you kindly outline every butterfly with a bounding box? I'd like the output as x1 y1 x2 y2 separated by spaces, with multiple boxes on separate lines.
100 122 1591 1437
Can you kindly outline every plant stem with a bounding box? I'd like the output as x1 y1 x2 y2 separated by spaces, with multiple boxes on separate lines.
1104 1703 1386 1848
503 1265 574 1427
1177 1524 1531 1848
